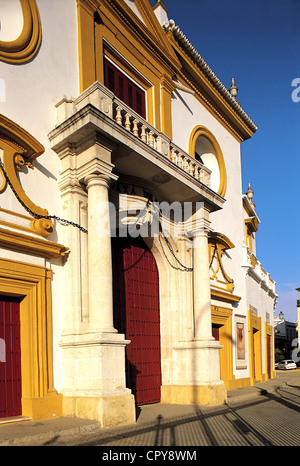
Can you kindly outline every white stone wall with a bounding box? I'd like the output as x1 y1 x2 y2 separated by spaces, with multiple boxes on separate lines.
0 0 79 392
171 84 276 381
171 88 247 302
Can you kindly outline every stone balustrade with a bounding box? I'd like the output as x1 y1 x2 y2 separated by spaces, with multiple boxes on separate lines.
170 142 211 186
55 82 211 189
112 97 211 188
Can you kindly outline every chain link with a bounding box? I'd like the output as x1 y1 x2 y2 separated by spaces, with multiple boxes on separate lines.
0 158 194 270
158 228 193 272
0 159 88 233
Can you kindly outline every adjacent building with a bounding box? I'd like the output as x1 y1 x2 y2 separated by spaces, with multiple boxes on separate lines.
274 311 298 361
0 0 276 427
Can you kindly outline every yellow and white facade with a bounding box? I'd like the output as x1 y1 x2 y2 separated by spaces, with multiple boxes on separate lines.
0 0 276 427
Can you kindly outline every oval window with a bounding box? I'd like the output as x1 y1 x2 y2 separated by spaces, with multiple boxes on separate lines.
189 126 227 197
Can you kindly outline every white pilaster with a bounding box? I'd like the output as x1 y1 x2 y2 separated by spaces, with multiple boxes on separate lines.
192 227 214 340
85 173 116 333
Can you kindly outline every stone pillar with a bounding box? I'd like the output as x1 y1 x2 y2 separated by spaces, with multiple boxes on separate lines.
161 203 227 406
60 165 135 428
85 173 116 333
192 228 214 340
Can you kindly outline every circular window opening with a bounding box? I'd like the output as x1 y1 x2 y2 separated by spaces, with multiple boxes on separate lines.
189 126 227 197
195 136 220 193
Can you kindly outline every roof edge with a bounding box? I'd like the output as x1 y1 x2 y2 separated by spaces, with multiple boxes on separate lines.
163 19 258 133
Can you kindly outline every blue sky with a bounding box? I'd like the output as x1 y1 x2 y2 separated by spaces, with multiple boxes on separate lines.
158 0 300 322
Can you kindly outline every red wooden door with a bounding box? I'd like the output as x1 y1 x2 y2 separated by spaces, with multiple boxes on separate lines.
0 296 22 418
112 237 161 405
212 324 220 341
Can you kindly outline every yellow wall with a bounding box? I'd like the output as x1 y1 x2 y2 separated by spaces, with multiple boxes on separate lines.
211 306 233 389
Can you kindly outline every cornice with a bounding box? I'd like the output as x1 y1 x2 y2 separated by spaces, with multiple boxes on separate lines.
0 227 68 259
163 19 258 140
102 0 181 73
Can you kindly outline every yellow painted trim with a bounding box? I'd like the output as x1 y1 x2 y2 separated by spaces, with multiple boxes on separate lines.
264 322 275 380
0 0 41 64
211 306 233 389
227 377 251 390
248 310 262 385
0 113 55 236
78 0 179 133
109 0 180 68
77 0 96 93
161 384 227 406
0 227 68 259
167 30 255 142
160 73 175 139
133 0 178 63
188 125 227 197
0 207 61 240
209 231 235 292
210 287 241 304
0 258 62 421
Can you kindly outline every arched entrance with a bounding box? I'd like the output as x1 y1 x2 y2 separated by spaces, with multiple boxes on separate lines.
112 236 161 405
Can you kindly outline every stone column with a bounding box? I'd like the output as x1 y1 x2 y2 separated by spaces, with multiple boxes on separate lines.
61 170 135 427
192 228 214 340
85 173 116 333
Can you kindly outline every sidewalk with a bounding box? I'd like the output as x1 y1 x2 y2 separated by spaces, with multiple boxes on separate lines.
0 370 299 446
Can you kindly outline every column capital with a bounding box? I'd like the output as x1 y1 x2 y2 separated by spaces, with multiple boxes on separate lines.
190 224 211 239
189 220 211 240
84 172 117 190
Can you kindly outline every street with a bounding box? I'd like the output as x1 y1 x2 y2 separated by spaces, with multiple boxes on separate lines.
22 371 300 447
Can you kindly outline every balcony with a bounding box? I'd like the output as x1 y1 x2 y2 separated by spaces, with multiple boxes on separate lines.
49 82 223 210
243 245 276 297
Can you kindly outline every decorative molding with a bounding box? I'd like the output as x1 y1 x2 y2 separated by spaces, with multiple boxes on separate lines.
188 125 227 197
163 19 257 135
0 0 42 64
209 231 235 293
0 113 54 237
0 258 62 420
210 287 241 304
0 226 68 259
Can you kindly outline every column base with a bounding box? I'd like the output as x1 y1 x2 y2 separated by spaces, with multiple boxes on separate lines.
22 392 63 421
62 393 136 428
161 382 227 406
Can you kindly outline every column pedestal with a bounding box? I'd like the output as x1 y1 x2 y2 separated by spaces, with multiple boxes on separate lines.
60 330 135 427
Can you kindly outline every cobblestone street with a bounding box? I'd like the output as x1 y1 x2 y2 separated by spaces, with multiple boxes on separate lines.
14 371 300 448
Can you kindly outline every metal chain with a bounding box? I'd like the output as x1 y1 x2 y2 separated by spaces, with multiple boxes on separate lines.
158 227 193 272
1 158 197 272
0 159 88 233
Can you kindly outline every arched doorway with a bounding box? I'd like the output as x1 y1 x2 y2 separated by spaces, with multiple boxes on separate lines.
112 236 161 405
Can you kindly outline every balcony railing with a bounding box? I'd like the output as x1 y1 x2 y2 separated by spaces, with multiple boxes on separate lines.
55 82 211 189
112 96 211 187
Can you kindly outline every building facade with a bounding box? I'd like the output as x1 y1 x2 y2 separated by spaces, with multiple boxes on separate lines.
0 0 276 427
274 312 298 361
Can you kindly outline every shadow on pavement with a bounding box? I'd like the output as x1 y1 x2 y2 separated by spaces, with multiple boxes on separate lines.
37 396 280 447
